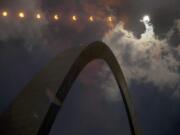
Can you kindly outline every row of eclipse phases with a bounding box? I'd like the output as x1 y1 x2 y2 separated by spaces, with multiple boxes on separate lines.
1 11 114 22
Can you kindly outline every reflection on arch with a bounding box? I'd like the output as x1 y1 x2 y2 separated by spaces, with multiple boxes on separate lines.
0 41 139 135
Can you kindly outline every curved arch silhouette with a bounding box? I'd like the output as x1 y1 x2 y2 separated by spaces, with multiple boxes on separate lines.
0 41 139 135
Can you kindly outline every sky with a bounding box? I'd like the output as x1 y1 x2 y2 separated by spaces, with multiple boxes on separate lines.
0 0 180 135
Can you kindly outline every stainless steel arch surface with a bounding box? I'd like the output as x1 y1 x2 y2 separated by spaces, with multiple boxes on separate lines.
0 41 140 135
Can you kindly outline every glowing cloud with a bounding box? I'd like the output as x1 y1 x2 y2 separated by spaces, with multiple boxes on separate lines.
102 16 180 100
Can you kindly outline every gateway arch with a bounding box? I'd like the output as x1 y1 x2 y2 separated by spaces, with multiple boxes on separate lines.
0 41 140 135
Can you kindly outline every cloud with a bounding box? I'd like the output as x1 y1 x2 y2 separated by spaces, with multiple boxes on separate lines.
175 19 180 32
101 18 180 100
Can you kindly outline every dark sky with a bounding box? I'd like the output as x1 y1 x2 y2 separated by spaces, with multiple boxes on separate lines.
0 0 180 135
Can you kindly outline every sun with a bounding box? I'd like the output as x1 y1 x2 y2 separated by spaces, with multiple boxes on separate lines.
18 12 25 18
143 15 150 22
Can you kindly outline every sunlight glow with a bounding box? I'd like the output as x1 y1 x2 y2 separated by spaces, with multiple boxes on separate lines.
140 15 154 40
18 12 25 18
108 16 113 22
72 15 78 21
141 15 150 23
36 13 41 19
89 16 94 22
2 11 8 17
54 14 59 20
